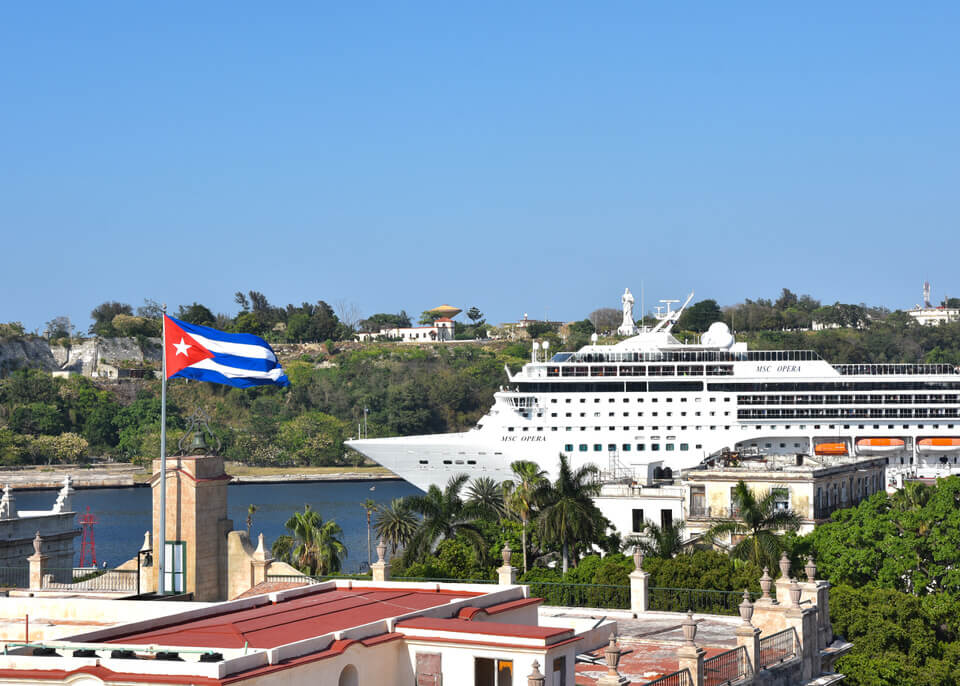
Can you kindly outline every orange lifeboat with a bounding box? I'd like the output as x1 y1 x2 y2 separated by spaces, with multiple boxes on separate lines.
815 442 848 456
917 438 960 454
856 438 905 455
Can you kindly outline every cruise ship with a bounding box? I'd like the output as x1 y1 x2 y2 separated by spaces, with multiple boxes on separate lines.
346 291 960 493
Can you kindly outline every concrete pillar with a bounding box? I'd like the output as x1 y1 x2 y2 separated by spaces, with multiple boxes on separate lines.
597 633 630 686
497 544 516 585
371 538 390 582
734 590 761 673
27 532 48 590
252 533 273 586
774 553 793 605
527 659 545 686
630 549 649 615
676 613 706 686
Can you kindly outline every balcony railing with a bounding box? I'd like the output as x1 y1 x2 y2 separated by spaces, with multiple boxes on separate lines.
704 645 749 686
649 587 753 616
689 504 712 518
0 567 29 588
643 668 693 686
758 628 797 668
42 568 138 593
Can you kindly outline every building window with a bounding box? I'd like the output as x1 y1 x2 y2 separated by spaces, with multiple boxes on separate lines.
579 444 588 452
637 444 646 451
661 509 673 530
773 488 790 512
163 541 186 593
680 443 689 451
475 658 513 686
632 508 644 532
594 444 602 451
564 444 573 452
607 443 616 451
622 443 632 451
666 443 675 451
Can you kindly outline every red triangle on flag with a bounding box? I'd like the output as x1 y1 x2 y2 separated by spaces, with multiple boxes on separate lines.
164 315 215 378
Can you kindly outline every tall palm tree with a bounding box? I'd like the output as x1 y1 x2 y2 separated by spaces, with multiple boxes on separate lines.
466 476 506 520
625 520 686 560
374 498 419 555
281 505 348 576
246 504 258 535
502 460 547 573
534 455 602 573
703 480 801 570
403 474 487 566
362 498 378 568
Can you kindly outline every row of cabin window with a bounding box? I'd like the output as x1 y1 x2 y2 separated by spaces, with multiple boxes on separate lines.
564 443 698 452
738 394 960 405
738 408 960 419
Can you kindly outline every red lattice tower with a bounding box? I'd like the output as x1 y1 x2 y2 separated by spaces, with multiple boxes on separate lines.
78 506 97 568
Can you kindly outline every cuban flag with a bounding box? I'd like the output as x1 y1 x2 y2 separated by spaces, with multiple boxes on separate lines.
164 314 290 388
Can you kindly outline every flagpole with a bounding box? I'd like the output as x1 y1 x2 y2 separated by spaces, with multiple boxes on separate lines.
159 305 167 594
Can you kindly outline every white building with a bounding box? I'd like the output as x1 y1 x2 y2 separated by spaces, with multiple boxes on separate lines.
908 306 960 326
358 317 455 343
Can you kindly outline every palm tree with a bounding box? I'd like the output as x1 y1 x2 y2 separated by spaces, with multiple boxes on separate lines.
502 460 547 573
374 498 419 555
534 455 603 573
246 504 258 535
703 480 801 570
281 505 348 576
625 520 686 560
466 476 506 520
362 498 378 568
403 474 487 566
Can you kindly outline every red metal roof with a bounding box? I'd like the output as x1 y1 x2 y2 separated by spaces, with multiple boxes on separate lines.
106 587 479 650
397 616 572 641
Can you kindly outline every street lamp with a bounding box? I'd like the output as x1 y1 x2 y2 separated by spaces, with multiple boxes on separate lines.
364 408 369 439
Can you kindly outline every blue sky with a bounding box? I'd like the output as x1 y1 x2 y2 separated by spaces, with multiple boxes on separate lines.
2 2 958 333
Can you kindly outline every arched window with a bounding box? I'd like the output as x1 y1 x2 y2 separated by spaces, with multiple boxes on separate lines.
338 664 359 686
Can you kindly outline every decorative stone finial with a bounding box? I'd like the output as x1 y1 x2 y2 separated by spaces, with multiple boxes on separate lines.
603 632 623 676
32 532 43 556
501 543 512 567
53 476 74 514
759 567 772 600
682 612 698 646
778 552 791 579
804 555 817 583
527 659 546 686
253 533 272 562
633 548 644 571
140 530 152 552
0 484 16 520
376 538 387 564
789 578 802 608
738 589 754 624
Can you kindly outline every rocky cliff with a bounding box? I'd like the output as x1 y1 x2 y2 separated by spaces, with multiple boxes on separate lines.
0 337 60 374
1 337 160 376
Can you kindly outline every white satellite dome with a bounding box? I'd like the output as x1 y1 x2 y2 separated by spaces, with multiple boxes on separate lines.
702 321 735 349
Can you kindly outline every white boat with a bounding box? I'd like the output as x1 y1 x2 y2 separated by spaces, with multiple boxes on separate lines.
347 289 960 492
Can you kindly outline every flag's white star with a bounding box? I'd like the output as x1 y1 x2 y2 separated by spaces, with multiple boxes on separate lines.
173 337 192 357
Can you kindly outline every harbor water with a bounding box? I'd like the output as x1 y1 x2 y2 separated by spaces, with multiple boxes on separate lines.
14 480 420 573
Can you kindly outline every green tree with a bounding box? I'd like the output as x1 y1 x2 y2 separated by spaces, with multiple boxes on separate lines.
89 301 133 336
465 476 505 520
374 498 418 555
703 481 800 570
246 504 257 535
280 505 347 576
625 520 685 560
362 498 378 568
9 403 65 435
466 307 483 324
403 474 488 566
534 454 603 573
525 321 556 338
45 316 73 339
502 460 547 573
678 299 723 333
175 303 216 327
277 411 348 465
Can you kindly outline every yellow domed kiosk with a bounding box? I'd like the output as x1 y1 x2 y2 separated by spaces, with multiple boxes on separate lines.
428 304 462 319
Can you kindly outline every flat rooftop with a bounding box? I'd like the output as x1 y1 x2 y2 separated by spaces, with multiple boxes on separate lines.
105 586 483 650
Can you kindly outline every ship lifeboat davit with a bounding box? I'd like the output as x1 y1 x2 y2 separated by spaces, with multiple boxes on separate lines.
917 438 960 454
856 438 905 455
815 442 848 456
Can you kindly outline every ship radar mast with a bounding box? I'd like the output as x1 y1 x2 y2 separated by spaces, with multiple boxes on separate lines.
651 292 695 333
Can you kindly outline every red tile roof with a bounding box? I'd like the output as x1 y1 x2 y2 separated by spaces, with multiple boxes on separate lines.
106 587 478 650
